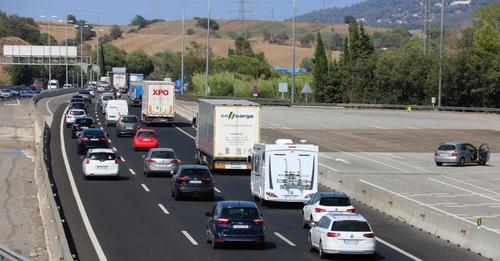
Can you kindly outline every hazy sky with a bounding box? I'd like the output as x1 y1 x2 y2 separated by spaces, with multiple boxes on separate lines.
1 0 363 24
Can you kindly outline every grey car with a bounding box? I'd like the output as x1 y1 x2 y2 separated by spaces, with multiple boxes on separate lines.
434 142 490 167
116 115 140 137
143 148 180 176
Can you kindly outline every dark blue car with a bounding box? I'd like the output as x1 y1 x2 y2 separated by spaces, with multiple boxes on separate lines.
205 201 265 249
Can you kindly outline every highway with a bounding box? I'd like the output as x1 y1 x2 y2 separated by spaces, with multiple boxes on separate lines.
45 96 487 261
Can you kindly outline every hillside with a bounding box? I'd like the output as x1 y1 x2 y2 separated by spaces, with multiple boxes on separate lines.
295 0 497 29
0 37 29 85
38 19 389 67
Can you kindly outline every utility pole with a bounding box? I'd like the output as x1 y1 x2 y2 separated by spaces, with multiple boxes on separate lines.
291 0 296 103
438 0 444 107
181 0 185 95
421 0 429 55
205 0 211 96
76 23 88 88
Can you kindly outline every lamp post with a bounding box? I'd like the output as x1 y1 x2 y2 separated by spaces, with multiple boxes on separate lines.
181 0 185 95
205 0 211 96
91 28 104 82
62 19 74 85
40 15 56 86
291 0 296 103
75 23 89 87
437 0 445 107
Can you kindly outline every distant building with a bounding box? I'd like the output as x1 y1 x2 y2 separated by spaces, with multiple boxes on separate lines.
450 0 471 7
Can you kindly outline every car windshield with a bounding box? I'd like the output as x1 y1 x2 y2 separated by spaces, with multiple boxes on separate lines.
180 168 209 177
70 110 85 116
83 130 105 137
121 116 138 123
438 144 456 151
320 197 351 207
79 91 90 95
331 220 371 232
76 118 93 125
221 207 259 219
102 96 113 101
151 151 175 159
89 152 116 161
137 132 155 138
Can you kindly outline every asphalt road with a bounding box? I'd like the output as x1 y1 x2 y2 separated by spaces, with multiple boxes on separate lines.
47 97 487 261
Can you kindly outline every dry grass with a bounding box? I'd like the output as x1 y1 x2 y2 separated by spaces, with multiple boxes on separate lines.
0 37 30 85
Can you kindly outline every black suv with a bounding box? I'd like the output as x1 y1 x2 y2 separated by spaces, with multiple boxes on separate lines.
70 102 87 113
171 165 215 200
72 117 95 138
77 128 109 154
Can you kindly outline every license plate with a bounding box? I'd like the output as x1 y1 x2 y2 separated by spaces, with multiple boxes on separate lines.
143 139 151 141
81 127 88 129
343 240 359 245
160 119 167 122
90 138 99 141
233 225 249 229
284 195 298 198
157 164 168 167
225 165 247 169
189 180 202 184
97 166 108 169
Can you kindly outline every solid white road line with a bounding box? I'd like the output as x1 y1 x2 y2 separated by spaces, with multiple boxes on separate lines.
120 157 126 162
60 106 108 261
181 231 199 246
273 232 296 246
335 158 350 164
141 184 150 192
158 204 170 215
361 151 430 173
172 124 195 140
367 124 387 130
319 163 339 172
442 176 500 196
46 97 54 117
129 168 136 175
404 125 421 130
112 147 117 152
375 237 423 261
214 187 221 193
429 178 500 203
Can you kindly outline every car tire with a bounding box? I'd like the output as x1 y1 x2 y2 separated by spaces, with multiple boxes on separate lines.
211 235 219 249
208 192 215 201
84 176 89 180
174 191 182 201
319 241 326 259
458 157 465 167
308 234 314 252
436 162 443 166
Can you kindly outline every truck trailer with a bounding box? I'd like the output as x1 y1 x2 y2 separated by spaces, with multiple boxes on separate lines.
128 81 143 106
141 81 175 125
196 99 260 172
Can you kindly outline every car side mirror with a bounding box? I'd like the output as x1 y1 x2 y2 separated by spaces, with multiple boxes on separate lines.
205 211 212 217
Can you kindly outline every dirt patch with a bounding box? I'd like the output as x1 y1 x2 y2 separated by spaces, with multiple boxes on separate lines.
262 128 500 153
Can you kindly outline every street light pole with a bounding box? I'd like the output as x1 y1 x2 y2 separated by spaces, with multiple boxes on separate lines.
291 0 296 103
438 0 444 107
205 0 211 96
80 25 83 87
181 0 185 95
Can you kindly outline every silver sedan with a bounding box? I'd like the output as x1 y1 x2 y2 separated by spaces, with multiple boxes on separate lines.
143 148 180 176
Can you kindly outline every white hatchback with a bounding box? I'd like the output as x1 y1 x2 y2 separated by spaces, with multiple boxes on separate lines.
309 213 376 258
82 149 120 179
303 192 355 228
65 109 86 127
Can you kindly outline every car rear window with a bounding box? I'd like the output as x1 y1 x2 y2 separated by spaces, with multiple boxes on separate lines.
180 168 209 177
151 151 175 159
83 130 105 136
76 118 94 125
102 95 113 101
137 131 156 138
221 207 259 219
90 152 116 161
320 197 351 207
79 91 90 95
71 110 85 116
121 116 138 123
331 220 371 232
438 144 456 151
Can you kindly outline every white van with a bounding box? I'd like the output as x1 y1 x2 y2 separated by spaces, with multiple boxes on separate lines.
251 139 319 205
105 100 128 126
48 79 59 89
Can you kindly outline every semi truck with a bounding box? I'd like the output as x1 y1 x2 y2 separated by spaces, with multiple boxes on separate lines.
112 72 128 93
128 81 143 106
141 81 175 125
195 99 260 172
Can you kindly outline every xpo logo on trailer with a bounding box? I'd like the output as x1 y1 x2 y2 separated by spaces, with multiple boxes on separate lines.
152 89 169 95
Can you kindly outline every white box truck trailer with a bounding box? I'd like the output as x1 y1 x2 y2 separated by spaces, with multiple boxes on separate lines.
250 139 319 204
112 73 127 93
196 99 260 172
141 81 175 125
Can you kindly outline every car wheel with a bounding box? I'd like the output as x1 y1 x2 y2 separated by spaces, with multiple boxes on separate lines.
84 176 89 180
436 162 443 166
458 157 465 167
211 235 219 249
308 234 314 252
174 191 182 201
259 197 266 207
145 171 150 177
208 192 215 201
319 241 326 259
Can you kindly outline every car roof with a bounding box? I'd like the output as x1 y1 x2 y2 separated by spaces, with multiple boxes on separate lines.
137 129 156 133
149 148 174 152
88 148 114 153
179 164 209 170
82 128 104 132
325 213 367 222
218 201 257 208
317 192 348 198
69 109 85 112
440 141 468 146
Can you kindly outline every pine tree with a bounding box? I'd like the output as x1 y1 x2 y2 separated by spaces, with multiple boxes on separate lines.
313 32 329 102
98 42 105 75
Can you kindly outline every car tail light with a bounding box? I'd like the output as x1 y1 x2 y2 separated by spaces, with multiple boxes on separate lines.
115 159 119 164
202 176 212 184
253 219 264 225
178 176 189 183
85 158 90 164
346 208 356 213
451 150 458 156
67 115 73 118
215 218 230 225
363 233 375 238
148 159 156 164
73 124 79 127
315 207 326 213
265 192 277 198
327 232 341 237
80 137 89 141
171 159 179 164
434 151 438 156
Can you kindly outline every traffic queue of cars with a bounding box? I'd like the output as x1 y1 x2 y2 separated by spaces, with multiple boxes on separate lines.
0 87 41 98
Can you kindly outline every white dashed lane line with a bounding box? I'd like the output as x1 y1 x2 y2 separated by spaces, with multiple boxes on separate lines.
158 204 170 215
141 184 150 192
273 232 296 247
214 187 221 193
129 168 136 175
181 231 199 246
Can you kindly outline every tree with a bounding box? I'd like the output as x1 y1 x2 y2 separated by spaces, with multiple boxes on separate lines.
212 55 271 79
344 15 356 24
125 50 154 76
7 65 40 85
97 42 105 75
130 15 148 29
186 28 195 35
67 14 77 23
313 32 328 102
195 18 219 31
327 33 344 50
300 57 313 71
38 32 57 45
0 12 40 44
234 37 254 56
74 20 95 43
109 25 122 40
300 33 315 47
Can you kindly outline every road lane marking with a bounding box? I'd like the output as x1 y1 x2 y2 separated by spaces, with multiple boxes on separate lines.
404 125 421 130
120 157 126 162
46 97 54 117
273 232 295 246
375 237 423 261
181 231 199 245
359 179 500 234
108 139 112 143
158 204 170 215
59 106 108 261
335 158 350 164
172 124 195 140
112 147 117 152
141 184 150 192
319 163 339 172
442 176 500 196
367 124 387 129
428 178 500 203
361 151 430 173
129 168 136 175
214 187 221 193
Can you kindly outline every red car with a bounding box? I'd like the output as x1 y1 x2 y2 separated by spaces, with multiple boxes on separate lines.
132 129 158 151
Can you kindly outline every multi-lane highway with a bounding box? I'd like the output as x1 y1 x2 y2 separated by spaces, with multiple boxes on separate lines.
44 96 487 261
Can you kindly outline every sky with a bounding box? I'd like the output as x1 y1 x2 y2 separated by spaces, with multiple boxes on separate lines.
1 0 363 25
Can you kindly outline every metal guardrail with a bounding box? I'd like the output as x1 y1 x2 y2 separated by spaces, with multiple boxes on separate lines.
0 245 30 261
32 88 84 104
177 95 500 113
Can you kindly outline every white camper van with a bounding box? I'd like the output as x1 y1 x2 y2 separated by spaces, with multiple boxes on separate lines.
250 139 319 204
